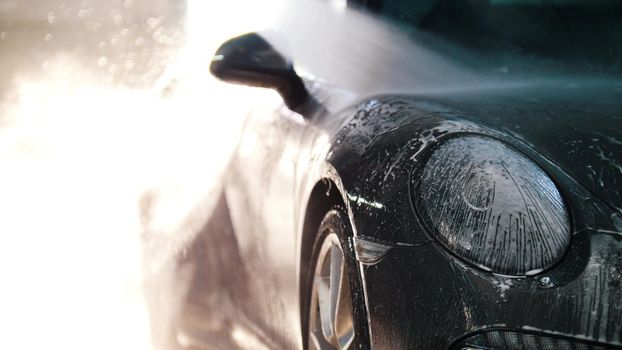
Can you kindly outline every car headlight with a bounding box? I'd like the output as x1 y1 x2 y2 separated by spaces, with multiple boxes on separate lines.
413 135 571 276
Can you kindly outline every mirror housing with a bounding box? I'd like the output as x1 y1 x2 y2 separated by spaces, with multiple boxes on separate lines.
210 33 309 111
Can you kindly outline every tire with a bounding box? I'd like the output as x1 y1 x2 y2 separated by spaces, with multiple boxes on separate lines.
303 207 370 350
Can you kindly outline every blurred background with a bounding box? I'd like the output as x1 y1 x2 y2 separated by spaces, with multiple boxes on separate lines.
0 0 285 349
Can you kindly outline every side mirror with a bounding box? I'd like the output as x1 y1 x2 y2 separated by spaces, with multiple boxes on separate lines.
210 32 309 111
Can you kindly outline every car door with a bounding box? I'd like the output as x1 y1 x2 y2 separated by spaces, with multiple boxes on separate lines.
225 89 308 348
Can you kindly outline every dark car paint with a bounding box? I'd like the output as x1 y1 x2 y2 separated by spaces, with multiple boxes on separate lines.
364 228 622 349
220 75 622 349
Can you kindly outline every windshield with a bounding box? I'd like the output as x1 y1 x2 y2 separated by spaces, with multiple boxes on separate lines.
354 0 622 74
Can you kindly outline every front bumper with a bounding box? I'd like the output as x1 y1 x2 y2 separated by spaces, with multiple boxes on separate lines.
455 329 615 349
361 229 622 349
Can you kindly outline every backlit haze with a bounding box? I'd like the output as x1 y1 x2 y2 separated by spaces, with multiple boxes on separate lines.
0 1 282 349
0 0 479 348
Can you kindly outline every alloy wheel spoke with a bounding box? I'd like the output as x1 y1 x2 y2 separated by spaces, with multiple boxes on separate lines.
334 264 354 349
310 234 356 350
329 243 344 339
316 276 334 342
310 329 335 350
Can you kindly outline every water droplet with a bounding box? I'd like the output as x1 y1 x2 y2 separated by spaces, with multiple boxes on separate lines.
47 12 56 25
152 28 165 43
86 20 101 31
97 57 108 67
147 17 161 30
124 59 135 71
110 35 119 46
0 32 6 40
113 14 123 26
78 8 91 19
539 276 554 288
44 33 52 42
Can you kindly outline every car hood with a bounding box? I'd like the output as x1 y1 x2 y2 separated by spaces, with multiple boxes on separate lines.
415 79 622 214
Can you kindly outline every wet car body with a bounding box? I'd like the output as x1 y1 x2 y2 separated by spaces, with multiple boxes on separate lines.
206 78 622 349
181 2 622 350
319 84 622 348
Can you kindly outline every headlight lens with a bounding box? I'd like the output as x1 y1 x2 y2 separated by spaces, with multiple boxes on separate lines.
414 136 571 276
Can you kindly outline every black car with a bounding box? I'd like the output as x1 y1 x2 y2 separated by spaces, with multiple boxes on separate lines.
171 1 622 349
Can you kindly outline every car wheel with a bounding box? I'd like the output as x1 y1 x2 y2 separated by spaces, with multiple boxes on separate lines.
305 207 369 350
